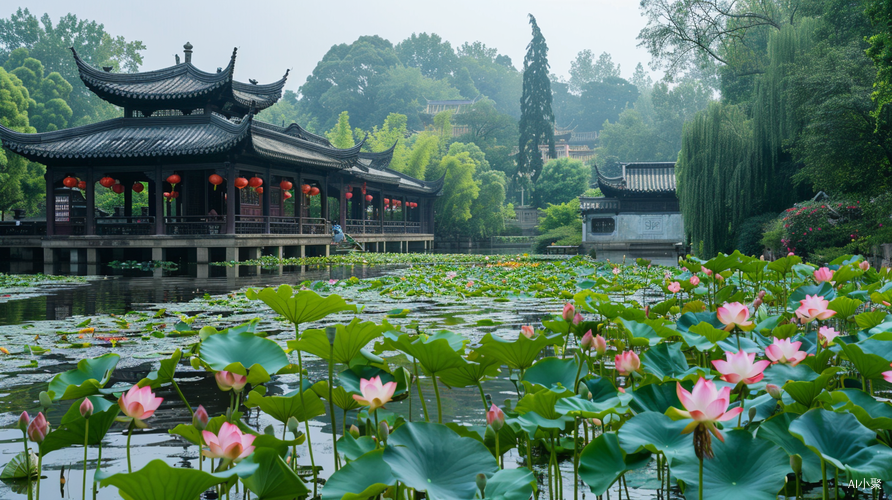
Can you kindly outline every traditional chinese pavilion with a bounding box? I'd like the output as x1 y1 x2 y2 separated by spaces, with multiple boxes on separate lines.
579 162 685 265
0 43 442 275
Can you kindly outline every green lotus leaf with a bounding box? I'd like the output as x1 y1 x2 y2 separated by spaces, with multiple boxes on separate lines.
782 370 836 407
321 449 395 500
137 349 181 389
687 321 731 344
854 311 888 330
229 447 309 500
245 285 356 326
47 353 120 401
0 451 37 479
379 331 468 374
199 329 289 380
827 297 863 319
522 356 586 393
788 282 836 310
838 338 892 379
676 311 722 333
830 388 892 430
383 422 498 500
40 396 119 455
640 342 702 381
756 413 823 483
789 408 892 480
95 459 236 500
767 254 801 276
673 429 789 500
312 381 363 411
703 251 745 274
649 297 677 317
337 434 378 461
617 411 694 466
472 332 563 371
761 362 819 387
578 432 651 496
628 381 685 414
288 318 388 365
619 319 676 346
244 388 326 424
198 320 259 342
554 395 625 419
479 468 536 500
512 389 574 434
438 355 501 388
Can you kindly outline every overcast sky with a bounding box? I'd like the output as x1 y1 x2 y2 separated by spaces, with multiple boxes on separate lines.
4 0 657 91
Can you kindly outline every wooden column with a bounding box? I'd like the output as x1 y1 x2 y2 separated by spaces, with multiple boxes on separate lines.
338 178 347 228
44 171 54 237
85 167 95 235
225 162 236 234
377 191 384 235
154 165 164 235
262 166 271 234
321 176 329 225
124 177 133 217
297 172 303 234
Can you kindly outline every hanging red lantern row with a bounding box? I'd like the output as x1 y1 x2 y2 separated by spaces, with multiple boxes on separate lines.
309 187 320 196
234 177 249 189
279 180 293 191
361 182 367 195
301 184 311 194
209 174 223 190
345 192 353 200
99 177 115 188
63 176 78 188
132 182 144 193
255 187 264 195
112 183 125 194
166 174 181 191
77 181 87 190
347 185 353 192
248 177 263 189
365 194 373 202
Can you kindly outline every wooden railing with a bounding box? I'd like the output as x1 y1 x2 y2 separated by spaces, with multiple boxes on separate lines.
97 216 155 236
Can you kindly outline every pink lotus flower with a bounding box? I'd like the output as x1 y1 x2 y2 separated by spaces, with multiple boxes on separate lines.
795 295 836 323
328 279 338 285
593 334 607 356
562 303 575 321
668 281 681 293
215 371 248 393
17 411 29 432
446 271 457 279
704 269 713 277
883 363 892 383
859 261 870 271
716 302 753 331
671 378 742 442
818 326 841 347
814 267 834 283
581 330 595 350
202 422 256 461
352 376 397 412
615 350 641 376
118 385 163 421
193 405 209 430
486 404 505 431
466 281 474 288
573 313 584 325
712 350 770 385
612 267 621 276
520 325 535 338
690 276 700 286
80 398 94 418
27 412 49 443
765 338 807 366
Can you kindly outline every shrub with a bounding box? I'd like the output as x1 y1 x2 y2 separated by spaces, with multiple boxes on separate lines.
736 212 778 256
761 218 785 254
533 225 582 253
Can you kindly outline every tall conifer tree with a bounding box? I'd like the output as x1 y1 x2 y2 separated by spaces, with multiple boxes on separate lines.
517 14 555 183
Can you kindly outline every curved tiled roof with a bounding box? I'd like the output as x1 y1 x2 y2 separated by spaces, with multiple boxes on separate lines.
248 121 363 169
596 162 677 197
357 142 397 171
72 47 287 114
251 120 332 147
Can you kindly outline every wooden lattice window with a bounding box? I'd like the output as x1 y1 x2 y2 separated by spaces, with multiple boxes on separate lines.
590 218 615 234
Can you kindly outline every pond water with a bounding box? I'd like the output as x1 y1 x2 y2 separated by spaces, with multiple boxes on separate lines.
1 265 661 499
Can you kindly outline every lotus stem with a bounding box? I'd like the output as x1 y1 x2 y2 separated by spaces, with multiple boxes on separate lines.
623 474 630 500
795 470 800 500
23 433 32 500
93 442 101 500
304 420 317 495
36 452 42 500
82 418 89 500
573 417 579 500
495 430 501 470
476 382 488 412
821 458 828 500
573 352 584 393
126 422 134 473
699 455 704 500
414 360 430 422
328 340 339 471
431 373 443 423
834 466 838 499
170 379 193 418
373 409 380 445
526 432 534 478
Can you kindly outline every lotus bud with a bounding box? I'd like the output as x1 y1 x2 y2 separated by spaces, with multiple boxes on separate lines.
591 418 602 427
193 405 209 430
17 411 30 432
39 391 52 411
748 407 757 424
79 398 94 419
476 473 487 495
644 305 650 318
752 298 763 311
757 290 766 300
287 416 300 436
577 384 590 400
325 326 337 346
378 421 390 442
27 412 49 443
349 425 360 438
520 325 535 338
766 384 783 400
790 454 802 474
562 303 575 321
486 404 505 432
573 313 584 326
593 334 607 357
859 260 870 271
581 330 595 351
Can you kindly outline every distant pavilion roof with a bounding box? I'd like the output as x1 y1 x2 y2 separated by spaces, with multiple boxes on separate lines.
72 47 288 116
596 162 677 198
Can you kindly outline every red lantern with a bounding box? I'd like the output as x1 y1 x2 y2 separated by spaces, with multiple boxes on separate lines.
279 180 293 191
345 192 353 200
248 177 263 188
163 192 171 199
413 202 418 208
63 176 78 188
99 177 115 188
384 198 390 205
77 181 87 190
361 183 367 195
365 194 373 202
166 174 181 186
301 184 311 194
347 185 353 192
209 174 223 190
255 187 264 195
132 182 144 193
234 177 249 189
112 184 125 194
283 191 292 200
171 191 179 199
309 187 320 196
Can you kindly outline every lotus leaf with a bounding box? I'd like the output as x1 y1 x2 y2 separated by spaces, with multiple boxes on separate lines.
438 355 501 388
830 388 892 430
756 413 823 482
137 349 182 389
521 356 586 392
229 447 309 500
47 353 119 400
321 449 395 500
95 459 237 500
199 329 289 382
244 388 326 424
577 432 651 496
617 411 694 465
472 332 563 371
479 468 536 500
40 396 119 455
838 337 892 379
245 285 356 326
289 318 387 364
337 434 378 461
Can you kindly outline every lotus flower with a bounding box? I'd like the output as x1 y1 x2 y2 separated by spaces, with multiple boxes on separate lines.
352 376 397 412
612 267 621 276
593 334 607 356
883 363 892 383
716 302 753 331
581 330 595 350
520 325 535 338
573 313 584 325
671 377 742 443
80 398 94 418
765 338 807 366
818 326 840 347
562 303 576 321
486 404 505 431
202 422 256 461
27 412 49 443
118 384 163 421
813 267 834 283
690 276 700 286
712 350 769 385
795 295 836 323
446 271 457 279
859 261 870 271
215 370 248 393
668 281 681 293
615 350 641 376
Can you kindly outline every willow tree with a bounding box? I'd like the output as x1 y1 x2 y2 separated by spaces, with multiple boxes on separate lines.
517 14 555 183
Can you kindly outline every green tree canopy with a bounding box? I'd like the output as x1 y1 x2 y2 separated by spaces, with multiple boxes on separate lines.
395 32 458 80
0 66 43 214
427 151 479 236
3 48 73 132
534 158 590 208
326 111 355 149
569 50 621 94
517 14 556 182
